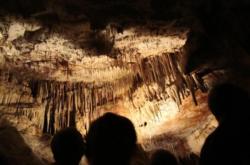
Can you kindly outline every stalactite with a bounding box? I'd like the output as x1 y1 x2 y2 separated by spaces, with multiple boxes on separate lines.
131 50 204 108
42 99 50 133
186 75 198 105
28 79 40 99
69 88 76 127
20 79 125 134
0 38 212 135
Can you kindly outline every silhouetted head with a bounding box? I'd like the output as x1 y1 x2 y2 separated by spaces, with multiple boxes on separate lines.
208 83 250 123
130 144 150 165
180 153 199 165
86 112 137 165
0 152 9 165
150 149 178 165
51 127 86 165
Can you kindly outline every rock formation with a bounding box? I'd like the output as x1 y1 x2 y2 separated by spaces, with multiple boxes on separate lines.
1 0 250 161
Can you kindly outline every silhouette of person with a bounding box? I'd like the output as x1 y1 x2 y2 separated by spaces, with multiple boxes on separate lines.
130 144 150 165
50 127 86 165
0 152 9 165
0 119 46 165
207 83 250 123
150 149 178 165
86 112 137 165
200 83 250 165
180 153 199 165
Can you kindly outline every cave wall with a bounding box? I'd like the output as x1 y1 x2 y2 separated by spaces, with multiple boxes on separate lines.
1 0 250 160
0 16 207 135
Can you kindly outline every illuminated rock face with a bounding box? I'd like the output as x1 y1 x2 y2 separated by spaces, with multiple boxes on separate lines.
0 17 204 134
1 1 250 161
0 16 217 158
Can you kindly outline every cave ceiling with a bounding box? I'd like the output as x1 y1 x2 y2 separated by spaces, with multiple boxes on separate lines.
1 0 250 144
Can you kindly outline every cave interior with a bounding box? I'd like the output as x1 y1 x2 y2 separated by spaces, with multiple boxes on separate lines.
1 0 250 164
